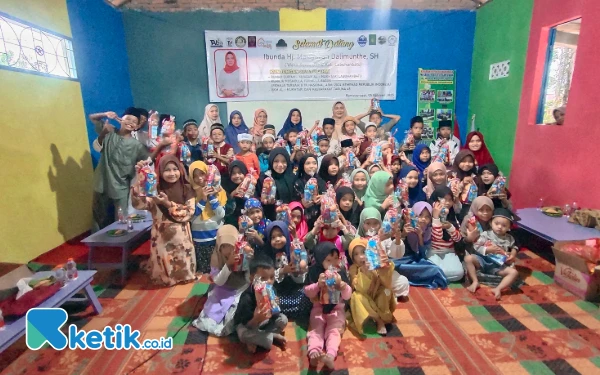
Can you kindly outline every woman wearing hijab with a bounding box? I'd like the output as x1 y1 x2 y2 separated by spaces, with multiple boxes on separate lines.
278 108 303 138
398 166 427 207
463 131 495 168
260 221 312 319
250 108 268 147
411 143 432 183
362 171 394 213
193 225 249 336
223 160 248 227
476 164 513 210
256 148 299 221
132 155 196 286
331 101 348 140
189 161 227 274
318 155 342 188
294 154 327 228
225 110 250 153
199 104 222 138
217 51 246 98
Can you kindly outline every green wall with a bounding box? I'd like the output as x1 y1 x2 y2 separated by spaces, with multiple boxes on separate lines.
468 0 533 176
122 10 280 123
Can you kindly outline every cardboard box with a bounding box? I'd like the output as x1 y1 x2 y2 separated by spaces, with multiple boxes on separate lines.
553 241 600 302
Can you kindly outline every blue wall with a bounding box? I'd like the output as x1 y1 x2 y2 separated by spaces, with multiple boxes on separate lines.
327 10 475 141
66 0 134 166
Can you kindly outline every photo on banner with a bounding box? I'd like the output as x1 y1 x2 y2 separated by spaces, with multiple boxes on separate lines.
416 69 456 142
205 30 400 102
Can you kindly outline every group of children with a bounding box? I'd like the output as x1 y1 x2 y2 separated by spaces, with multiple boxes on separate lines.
89 101 520 370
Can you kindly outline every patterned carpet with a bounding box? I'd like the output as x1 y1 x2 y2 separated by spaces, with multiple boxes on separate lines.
2 248 600 375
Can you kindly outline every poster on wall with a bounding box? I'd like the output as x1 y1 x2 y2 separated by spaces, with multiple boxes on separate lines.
416 69 456 141
204 30 399 102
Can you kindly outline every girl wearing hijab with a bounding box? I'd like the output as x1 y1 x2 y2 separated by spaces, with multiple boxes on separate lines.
193 225 250 336
348 238 396 335
132 156 196 286
411 144 431 183
250 108 268 147
463 131 495 167
189 161 227 274
350 168 369 206
278 108 303 138
217 51 246 98
260 221 312 319
256 148 299 221
318 155 342 188
198 104 222 138
336 186 361 229
367 163 383 177
476 163 513 210
207 124 234 177
460 196 494 245
363 171 395 213
223 160 248 227
398 166 427 208
289 201 309 241
452 150 477 180
428 186 464 282
425 162 448 198
355 207 410 298
293 154 327 228
331 101 348 140
225 110 250 153
304 242 352 369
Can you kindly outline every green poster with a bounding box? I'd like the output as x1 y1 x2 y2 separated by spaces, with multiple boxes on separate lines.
416 69 456 143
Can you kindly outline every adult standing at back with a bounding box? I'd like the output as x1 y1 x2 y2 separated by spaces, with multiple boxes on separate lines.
250 108 268 148
331 101 348 140
225 110 249 153
198 104 222 138
278 108 303 138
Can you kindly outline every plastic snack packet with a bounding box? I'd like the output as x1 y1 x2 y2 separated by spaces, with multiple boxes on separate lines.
260 171 277 205
403 208 419 229
485 240 507 265
275 251 288 269
396 178 410 207
464 183 478 204
468 216 484 232
488 172 507 197
365 237 388 270
320 186 338 224
304 177 318 202
238 215 253 233
291 238 308 272
239 169 257 199
275 201 291 223
233 234 251 271
320 265 341 305
138 165 158 197
404 131 415 147
370 142 383 164
253 276 280 318
439 198 448 222
179 143 192 165
206 164 222 191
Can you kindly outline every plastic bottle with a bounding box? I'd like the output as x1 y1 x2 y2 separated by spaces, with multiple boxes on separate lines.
66 258 78 280
117 206 126 223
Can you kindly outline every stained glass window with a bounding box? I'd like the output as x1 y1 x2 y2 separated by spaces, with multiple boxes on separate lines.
0 12 77 80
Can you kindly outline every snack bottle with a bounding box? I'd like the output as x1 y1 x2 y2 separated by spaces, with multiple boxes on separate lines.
66 258 78 280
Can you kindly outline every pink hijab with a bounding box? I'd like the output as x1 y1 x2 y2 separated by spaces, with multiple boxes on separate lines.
425 162 447 198
251 108 267 137
289 201 308 241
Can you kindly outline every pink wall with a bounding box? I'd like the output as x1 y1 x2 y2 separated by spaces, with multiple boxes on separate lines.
510 0 600 209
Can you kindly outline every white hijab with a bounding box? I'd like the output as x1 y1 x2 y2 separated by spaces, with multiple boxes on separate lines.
198 104 222 138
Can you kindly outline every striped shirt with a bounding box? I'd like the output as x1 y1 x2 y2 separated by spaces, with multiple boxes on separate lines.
430 218 462 254
191 195 225 244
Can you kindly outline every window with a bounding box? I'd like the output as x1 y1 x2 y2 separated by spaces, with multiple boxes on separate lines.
0 12 77 80
537 18 580 125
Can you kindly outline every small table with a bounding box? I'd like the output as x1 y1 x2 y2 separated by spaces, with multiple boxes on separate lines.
82 214 152 284
516 208 600 243
0 270 101 353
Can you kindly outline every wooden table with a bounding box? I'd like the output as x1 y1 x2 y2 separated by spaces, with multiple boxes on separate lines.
516 208 600 243
82 213 152 284
0 270 101 353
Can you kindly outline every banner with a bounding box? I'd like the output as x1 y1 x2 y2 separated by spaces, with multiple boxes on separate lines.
416 69 456 141
205 30 399 102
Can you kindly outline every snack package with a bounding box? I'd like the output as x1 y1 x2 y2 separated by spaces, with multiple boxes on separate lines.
291 238 308 272
320 265 341 305
432 140 450 164
439 198 448 222
488 173 507 197
275 137 287 148
138 165 158 197
464 183 478 204
468 216 484 232
310 132 320 154
321 186 338 224
253 275 280 318
382 207 399 234
275 201 291 223
238 215 253 233
275 251 288 269
396 178 409 207
233 234 250 271
484 241 507 266
345 149 359 170
260 172 277 205
386 132 397 155
365 236 388 270
447 176 463 199
206 164 222 191
404 131 415 147
304 177 318 202
239 169 257 199
370 142 383 164
403 208 419 229
149 110 159 139
338 172 353 188
159 115 177 154
179 142 192 165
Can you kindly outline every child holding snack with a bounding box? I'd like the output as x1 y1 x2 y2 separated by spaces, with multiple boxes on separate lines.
401 116 427 160
235 133 260 179
476 164 512 210
257 134 275 173
234 255 288 353
304 242 352 370
223 161 248 227
429 120 460 165
207 124 234 177
285 128 301 159
398 166 427 207
460 196 494 246
294 154 327 228
259 221 312 319
132 156 196 286
336 186 361 229
321 118 340 156
357 122 377 164
318 155 342 188
183 119 203 164
425 162 448 198
389 155 402 184
316 135 330 165
256 148 299 221
189 161 226 274
243 198 271 248
350 168 370 207
465 208 519 300
348 238 396 335
341 116 360 147
453 150 478 220
363 171 395 213
289 202 309 241
193 225 251 336
412 144 431 184
304 216 354 271
428 187 464 282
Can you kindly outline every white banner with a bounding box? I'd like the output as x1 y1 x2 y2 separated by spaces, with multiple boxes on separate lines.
205 30 399 102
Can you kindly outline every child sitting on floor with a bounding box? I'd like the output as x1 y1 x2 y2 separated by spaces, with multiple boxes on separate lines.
304 242 352 370
234 255 288 353
465 208 519 300
243 198 271 248
304 216 354 271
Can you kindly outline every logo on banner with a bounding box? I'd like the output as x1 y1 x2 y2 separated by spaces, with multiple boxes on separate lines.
209 38 223 48
378 35 387 45
369 34 376 45
388 35 397 46
248 36 256 47
276 39 287 49
235 36 246 48
258 38 272 49
357 35 367 47
227 37 234 47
